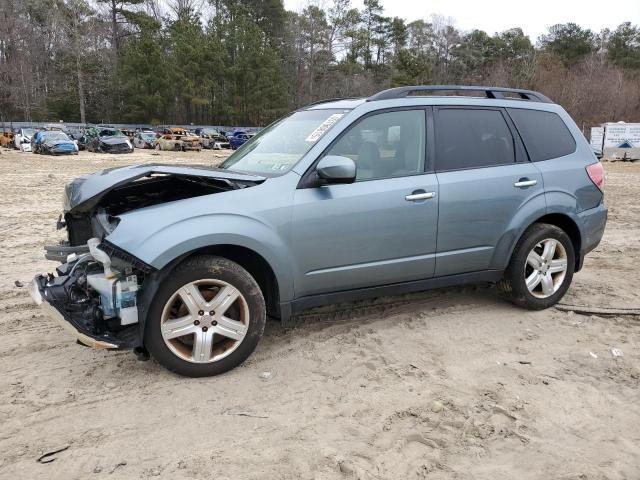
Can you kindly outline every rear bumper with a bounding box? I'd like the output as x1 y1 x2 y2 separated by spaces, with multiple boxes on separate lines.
577 202 608 270
29 275 123 350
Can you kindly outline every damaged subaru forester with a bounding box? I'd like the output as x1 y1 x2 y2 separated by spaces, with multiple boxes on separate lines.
30 85 607 377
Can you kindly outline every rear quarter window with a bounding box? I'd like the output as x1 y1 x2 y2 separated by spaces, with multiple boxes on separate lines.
507 108 576 161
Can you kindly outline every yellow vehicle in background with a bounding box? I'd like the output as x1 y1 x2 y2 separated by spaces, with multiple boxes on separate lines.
156 127 201 151
1 130 15 148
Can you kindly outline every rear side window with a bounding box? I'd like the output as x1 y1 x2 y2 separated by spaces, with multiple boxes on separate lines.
435 108 515 171
507 108 576 161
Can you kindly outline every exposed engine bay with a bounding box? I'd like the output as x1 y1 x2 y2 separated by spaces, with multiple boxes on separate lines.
64 173 238 247
33 165 264 350
32 239 145 349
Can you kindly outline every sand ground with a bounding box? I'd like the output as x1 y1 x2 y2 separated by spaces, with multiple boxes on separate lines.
0 147 638 479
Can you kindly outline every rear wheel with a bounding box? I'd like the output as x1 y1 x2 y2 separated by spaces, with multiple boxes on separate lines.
145 256 266 377
500 223 575 310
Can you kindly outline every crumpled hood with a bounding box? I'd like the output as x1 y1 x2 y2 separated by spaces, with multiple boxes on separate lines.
99 136 129 145
63 163 265 213
46 140 76 148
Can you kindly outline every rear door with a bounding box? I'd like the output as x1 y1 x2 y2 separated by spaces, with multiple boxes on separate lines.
433 106 544 276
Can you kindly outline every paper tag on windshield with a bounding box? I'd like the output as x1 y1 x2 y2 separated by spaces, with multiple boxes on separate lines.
305 114 344 142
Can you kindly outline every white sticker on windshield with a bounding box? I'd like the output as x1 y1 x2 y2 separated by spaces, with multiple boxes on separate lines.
305 113 344 142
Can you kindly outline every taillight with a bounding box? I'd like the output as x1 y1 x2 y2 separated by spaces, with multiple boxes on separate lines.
586 162 604 192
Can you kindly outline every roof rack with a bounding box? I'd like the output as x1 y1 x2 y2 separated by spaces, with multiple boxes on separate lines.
367 85 553 103
301 97 361 109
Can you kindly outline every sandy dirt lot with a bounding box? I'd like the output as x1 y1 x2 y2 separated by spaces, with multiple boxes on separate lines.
0 147 638 479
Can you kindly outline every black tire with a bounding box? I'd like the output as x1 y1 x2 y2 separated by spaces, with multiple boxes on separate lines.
145 255 266 377
499 223 575 310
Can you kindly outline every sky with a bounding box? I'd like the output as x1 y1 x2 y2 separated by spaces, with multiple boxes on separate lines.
283 0 640 41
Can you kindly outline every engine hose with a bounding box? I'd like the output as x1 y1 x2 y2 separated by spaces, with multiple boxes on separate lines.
68 254 93 277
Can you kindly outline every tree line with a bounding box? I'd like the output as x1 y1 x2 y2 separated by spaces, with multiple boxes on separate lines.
1 0 639 128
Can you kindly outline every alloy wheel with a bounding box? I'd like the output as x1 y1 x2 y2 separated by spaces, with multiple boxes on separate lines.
524 238 568 298
160 279 250 363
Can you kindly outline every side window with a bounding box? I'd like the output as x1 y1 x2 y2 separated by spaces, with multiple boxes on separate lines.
507 108 576 161
325 109 425 181
435 108 515 171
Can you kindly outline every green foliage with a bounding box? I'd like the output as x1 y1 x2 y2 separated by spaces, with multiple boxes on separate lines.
538 23 596 65
2 1 639 126
608 22 640 69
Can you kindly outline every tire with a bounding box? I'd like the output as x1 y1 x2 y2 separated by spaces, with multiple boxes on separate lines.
145 255 266 377
499 223 575 310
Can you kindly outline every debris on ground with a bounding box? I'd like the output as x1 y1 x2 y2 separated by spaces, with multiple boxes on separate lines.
611 348 624 358
110 460 127 474
258 371 275 381
223 409 269 418
338 459 355 475
36 445 69 464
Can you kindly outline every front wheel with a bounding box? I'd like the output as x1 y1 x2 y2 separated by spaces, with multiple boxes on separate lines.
499 223 575 310
145 256 266 377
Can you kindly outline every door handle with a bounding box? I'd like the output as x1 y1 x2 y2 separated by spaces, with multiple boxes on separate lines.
514 179 537 188
405 192 436 201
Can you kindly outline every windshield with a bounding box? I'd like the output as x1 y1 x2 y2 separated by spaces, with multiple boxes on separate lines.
100 129 125 137
43 132 69 141
141 133 156 140
22 128 36 137
219 109 349 175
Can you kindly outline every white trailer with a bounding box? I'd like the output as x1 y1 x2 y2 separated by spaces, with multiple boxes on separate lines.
600 122 640 160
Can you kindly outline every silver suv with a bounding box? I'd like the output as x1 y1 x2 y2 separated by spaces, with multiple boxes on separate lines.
31 85 607 377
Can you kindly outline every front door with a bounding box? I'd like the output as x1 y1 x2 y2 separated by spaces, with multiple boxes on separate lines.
291 109 439 298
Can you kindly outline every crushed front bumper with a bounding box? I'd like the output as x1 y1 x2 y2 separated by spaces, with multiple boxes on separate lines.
29 275 123 349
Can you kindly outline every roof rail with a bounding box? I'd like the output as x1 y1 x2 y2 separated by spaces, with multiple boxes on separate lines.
367 85 553 103
301 97 361 109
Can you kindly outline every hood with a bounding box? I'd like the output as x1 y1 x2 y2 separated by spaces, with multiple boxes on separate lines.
46 139 75 148
100 136 129 145
63 163 266 213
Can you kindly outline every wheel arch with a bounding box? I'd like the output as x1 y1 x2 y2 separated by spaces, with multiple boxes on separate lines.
532 213 582 271
503 213 582 272
182 244 281 319
137 244 283 348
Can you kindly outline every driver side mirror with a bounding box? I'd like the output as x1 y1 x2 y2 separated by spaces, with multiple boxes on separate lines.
316 155 356 184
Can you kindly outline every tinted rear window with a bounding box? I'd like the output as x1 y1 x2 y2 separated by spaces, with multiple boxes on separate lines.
435 108 515 171
508 108 576 161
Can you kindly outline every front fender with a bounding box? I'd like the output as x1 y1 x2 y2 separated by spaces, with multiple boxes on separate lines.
107 213 295 302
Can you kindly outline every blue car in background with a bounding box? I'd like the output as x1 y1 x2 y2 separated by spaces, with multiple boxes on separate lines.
229 130 254 150
34 130 78 155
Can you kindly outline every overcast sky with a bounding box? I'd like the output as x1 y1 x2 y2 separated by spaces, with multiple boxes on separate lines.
283 0 640 41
